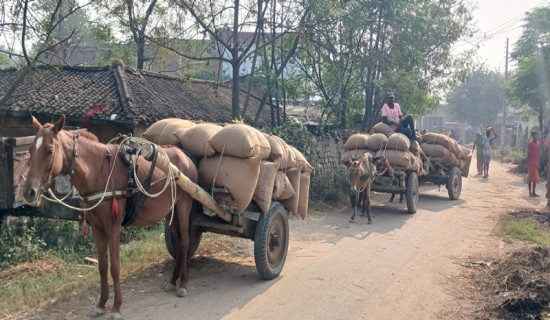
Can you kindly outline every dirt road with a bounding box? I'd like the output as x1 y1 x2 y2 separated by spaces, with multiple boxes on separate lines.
29 160 547 320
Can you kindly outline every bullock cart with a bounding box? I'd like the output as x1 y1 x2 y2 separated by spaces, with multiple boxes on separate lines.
139 143 289 280
370 163 420 214
418 157 463 200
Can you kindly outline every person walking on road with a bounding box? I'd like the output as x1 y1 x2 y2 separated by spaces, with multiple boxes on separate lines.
482 127 497 179
527 131 540 197
472 133 483 175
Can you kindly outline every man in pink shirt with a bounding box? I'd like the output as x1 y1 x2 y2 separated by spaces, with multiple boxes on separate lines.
381 92 416 140
527 131 540 197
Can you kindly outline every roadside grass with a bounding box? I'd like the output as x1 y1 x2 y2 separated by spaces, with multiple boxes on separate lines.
498 213 550 246
0 226 169 319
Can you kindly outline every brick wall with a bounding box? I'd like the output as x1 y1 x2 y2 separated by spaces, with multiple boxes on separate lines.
311 130 353 174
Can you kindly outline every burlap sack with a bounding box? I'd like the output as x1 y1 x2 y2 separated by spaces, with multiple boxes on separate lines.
292 147 313 173
273 171 295 200
450 140 464 159
409 140 421 157
159 119 196 146
175 123 221 157
372 122 394 134
366 133 388 151
421 143 449 159
421 132 453 150
344 133 370 150
297 172 311 219
461 154 472 178
406 151 421 172
255 130 271 160
264 133 296 169
281 167 301 214
142 118 179 144
198 155 261 214
208 124 261 158
379 149 411 168
386 132 411 152
458 145 471 160
341 149 372 164
252 160 278 214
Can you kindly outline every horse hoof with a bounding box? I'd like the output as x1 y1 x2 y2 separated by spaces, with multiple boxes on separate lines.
368 219 372 224
177 287 187 297
90 307 105 318
164 283 176 292
109 312 122 320
349 218 355 223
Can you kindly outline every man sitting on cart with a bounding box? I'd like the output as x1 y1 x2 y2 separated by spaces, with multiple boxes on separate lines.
381 91 417 141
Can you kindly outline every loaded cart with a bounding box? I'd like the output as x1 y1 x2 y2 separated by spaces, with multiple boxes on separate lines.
140 120 312 280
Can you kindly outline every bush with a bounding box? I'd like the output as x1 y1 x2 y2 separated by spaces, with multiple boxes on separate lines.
310 166 350 205
262 121 319 169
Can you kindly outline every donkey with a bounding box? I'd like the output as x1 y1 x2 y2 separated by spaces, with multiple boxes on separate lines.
22 115 198 320
346 153 384 224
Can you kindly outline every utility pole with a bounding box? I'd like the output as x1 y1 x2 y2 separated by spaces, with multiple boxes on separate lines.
500 38 509 153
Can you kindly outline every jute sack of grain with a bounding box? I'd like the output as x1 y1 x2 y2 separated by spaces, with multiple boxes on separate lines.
372 122 394 134
459 154 472 178
380 149 411 168
406 151 421 172
198 155 261 214
409 139 421 157
297 171 311 219
208 124 262 158
252 160 278 214
366 133 388 151
421 132 453 150
344 133 370 151
458 144 471 160
292 146 313 173
159 119 196 146
264 133 296 169
341 149 372 163
386 132 410 152
142 118 180 144
175 123 222 157
273 170 295 200
255 130 271 160
280 166 302 214
421 143 449 159
450 140 465 159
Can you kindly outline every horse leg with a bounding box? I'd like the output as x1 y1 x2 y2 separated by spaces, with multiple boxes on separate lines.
399 193 404 203
350 191 358 223
90 227 109 318
365 182 373 224
165 217 181 293
175 197 193 297
389 193 395 202
107 223 123 319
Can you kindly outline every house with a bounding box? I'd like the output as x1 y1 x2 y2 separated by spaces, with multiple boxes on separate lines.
0 59 273 142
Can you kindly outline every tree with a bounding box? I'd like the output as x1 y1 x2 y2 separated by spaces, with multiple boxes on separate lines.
446 68 505 129
507 7 550 135
0 0 92 107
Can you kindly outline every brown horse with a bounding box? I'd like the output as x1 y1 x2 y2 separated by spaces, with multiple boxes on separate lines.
346 153 383 224
22 115 198 320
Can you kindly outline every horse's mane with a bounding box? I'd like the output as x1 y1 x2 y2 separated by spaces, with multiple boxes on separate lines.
70 129 99 142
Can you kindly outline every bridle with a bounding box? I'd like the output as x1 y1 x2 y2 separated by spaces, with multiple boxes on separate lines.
40 130 79 192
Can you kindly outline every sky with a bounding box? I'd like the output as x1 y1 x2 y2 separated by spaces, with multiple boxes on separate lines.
463 0 550 72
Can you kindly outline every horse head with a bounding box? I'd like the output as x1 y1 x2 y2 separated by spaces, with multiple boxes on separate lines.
23 115 67 206
348 153 373 193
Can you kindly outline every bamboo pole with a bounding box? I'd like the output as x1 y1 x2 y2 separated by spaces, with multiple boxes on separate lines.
141 144 232 223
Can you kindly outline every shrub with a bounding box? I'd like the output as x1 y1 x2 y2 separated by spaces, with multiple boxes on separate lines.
310 166 350 205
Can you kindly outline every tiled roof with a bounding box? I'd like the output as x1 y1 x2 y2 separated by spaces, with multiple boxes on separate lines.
0 63 271 128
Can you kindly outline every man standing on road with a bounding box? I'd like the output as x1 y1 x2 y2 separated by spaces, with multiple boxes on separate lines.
381 92 417 141
482 127 497 179
472 133 483 175
527 131 540 197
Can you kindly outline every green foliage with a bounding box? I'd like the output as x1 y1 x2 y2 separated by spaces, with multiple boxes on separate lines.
499 214 550 246
446 68 506 128
0 217 95 268
309 166 350 204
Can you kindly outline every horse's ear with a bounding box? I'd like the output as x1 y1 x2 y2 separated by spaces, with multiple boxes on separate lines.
345 156 352 166
52 114 65 134
31 116 42 132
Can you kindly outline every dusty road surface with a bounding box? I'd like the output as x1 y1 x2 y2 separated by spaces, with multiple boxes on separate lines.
25 160 547 320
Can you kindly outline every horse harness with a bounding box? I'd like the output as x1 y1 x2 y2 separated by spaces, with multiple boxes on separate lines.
79 139 159 227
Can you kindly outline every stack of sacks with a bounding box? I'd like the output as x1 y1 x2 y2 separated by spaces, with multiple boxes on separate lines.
264 133 313 219
341 133 372 162
372 122 394 134
141 119 312 219
420 132 472 177
342 132 425 175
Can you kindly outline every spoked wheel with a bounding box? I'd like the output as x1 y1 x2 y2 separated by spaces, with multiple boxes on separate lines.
406 172 419 214
164 221 203 259
254 201 289 280
446 167 462 200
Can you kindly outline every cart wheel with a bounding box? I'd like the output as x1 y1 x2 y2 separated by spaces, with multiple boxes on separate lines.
406 172 419 214
164 222 203 259
446 167 462 200
254 201 289 280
